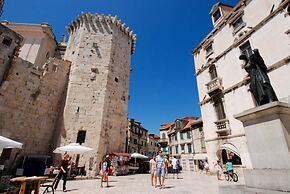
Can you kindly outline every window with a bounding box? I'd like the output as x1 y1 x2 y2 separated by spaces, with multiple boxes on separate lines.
175 146 179 154
187 131 191 139
174 134 177 141
205 44 213 56
213 9 221 22
180 132 184 140
168 146 172 154
209 65 218 80
181 145 185 153
240 41 252 58
201 139 206 149
76 130 87 144
213 94 226 120
2 37 12 47
162 133 166 139
199 127 203 132
187 144 192 153
141 141 143 146
134 139 137 144
144 142 147 147
232 17 245 32
176 120 182 129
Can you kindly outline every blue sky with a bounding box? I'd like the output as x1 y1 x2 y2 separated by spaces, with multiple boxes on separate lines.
2 0 238 134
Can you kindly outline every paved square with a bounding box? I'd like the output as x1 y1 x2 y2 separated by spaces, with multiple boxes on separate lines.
45 172 243 194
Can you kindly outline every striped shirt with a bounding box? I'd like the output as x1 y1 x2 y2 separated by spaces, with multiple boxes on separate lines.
156 155 165 169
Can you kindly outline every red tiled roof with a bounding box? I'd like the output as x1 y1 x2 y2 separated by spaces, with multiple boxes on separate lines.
182 118 202 131
166 117 203 134
160 122 175 130
153 134 160 139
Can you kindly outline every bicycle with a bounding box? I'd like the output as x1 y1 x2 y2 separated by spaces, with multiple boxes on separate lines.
223 171 238 182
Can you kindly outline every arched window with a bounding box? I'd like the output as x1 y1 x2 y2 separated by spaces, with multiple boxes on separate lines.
209 65 218 80
162 133 166 139
176 120 182 129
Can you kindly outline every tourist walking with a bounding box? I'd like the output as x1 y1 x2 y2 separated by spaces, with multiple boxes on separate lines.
204 160 209 175
198 160 204 174
214 160 223 180
149 155 157 187
54 153 71 192
156 151 165 189
100 155 110 188
164 155 169 178
172 156 179 179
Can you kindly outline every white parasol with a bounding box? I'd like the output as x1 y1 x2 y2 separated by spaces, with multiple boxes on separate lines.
0 135 23 150
131 153 148 159
53 143 93 154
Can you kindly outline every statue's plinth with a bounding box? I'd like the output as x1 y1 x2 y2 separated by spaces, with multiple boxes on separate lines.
220 102 290 194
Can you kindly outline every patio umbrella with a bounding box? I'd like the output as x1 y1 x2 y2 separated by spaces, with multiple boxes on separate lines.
131 153 148 159
0 135 23 149
53 143 93 154
131 153 148 167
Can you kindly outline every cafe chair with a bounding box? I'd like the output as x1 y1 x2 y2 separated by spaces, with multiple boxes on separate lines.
41 176 58 194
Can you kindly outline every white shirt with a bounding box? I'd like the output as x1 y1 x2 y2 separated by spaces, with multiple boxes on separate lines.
172 158 178 169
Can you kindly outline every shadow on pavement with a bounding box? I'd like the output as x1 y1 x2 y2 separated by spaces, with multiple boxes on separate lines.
163 186 175 189
64 188 79 192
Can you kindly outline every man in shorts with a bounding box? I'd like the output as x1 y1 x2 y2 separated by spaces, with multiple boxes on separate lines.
172 156 179 179
155 151 165 189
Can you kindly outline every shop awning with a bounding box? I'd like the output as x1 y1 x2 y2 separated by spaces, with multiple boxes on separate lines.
219 143 240 157
110 152 130 157
193 153 208 160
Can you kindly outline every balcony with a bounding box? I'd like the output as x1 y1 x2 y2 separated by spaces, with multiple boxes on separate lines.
206 77 223 96
215 119 231 136
158 138 168 146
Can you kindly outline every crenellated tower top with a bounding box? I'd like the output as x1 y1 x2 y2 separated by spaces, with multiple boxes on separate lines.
66 12 137 54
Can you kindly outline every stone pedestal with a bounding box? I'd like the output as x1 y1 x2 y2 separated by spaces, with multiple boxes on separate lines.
220 102 290 194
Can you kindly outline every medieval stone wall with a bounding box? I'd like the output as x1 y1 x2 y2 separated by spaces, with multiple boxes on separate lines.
0 24 23 84
60 13 135 177
0 57 70 155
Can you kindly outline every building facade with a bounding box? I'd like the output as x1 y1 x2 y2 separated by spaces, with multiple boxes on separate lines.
1 22 58 68
127 119 148 156
193 0 290 172
147 134 160 158
159 117 207 171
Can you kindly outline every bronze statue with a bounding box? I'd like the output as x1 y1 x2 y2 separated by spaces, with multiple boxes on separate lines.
239 49 278 106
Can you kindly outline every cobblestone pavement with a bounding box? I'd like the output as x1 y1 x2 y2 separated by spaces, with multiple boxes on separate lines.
43 171 244 194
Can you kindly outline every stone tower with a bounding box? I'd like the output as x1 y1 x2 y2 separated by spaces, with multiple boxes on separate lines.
60 13 136 176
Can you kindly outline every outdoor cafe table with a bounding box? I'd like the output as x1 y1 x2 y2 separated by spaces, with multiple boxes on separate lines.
10 176 48 194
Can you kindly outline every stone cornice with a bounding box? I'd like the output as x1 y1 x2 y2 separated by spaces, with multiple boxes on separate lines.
66 13 137 55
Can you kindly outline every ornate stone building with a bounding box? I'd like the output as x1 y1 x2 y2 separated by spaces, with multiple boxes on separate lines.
193 0 290 172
